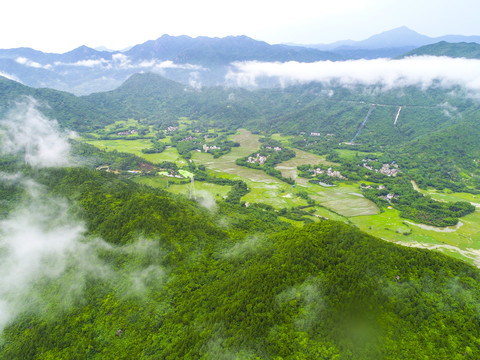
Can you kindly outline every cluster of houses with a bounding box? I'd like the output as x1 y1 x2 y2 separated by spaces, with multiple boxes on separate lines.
166 126 178 133
379 193 399 203
247 153 268 165
117 129 137 136
380 163 400 176
313 167 346 179
360 184 399 204
361 159 400 177
264 146 282 151
202 144 221 152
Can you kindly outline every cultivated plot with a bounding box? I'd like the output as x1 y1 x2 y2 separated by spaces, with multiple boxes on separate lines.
307 183 379 217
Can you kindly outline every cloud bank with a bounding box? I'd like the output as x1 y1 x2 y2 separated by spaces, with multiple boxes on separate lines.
0 98 72 167
226 56 480 93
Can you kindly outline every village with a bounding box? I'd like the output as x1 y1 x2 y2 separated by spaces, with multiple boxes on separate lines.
362 158 400 177
313 167 346 179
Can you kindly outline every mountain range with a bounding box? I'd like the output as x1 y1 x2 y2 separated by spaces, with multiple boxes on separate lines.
1 27 480 95
306 26 480 51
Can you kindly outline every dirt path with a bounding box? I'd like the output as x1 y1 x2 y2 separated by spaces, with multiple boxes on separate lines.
404 220 464 232
394 240 480 267
393 106 402 125
411 180 421 192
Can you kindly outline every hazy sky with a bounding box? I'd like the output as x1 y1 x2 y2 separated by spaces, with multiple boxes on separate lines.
3 0 480 53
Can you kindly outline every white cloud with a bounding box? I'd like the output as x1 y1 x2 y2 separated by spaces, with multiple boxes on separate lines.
226 56 480 93
112 53 131 68
0 71 22 82
15 57 51 70
0 179 87 332
152 60 205 71
54 58 111 68
0 97 72 167
0 174 167 333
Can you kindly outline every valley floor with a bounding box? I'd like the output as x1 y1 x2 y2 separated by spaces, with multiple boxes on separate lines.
84 128 480 267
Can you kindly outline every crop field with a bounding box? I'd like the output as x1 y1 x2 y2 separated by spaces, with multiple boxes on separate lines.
85 139 152 156
306 182 379 217
243 185 308 208
142 147 186 165
193 129 275 183
85 139 187 166
336 148 382 160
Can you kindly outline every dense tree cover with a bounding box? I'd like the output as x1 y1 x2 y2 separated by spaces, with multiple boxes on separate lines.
388 122 480 192
399 41 480 59
2 166 480 359
362 176 475 227
0 77 113 131
141 139 166 154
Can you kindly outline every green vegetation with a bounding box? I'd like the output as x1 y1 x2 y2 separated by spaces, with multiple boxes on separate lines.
4 71 480 358
2 166 480 359
400 41 480 59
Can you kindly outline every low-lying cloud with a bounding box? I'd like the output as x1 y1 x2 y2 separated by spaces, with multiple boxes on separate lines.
0 97 72 167
0 176 166 334
0 179 87 332
20 54 205 73
0 72 21 83
226 56 480 93
15 57 51 70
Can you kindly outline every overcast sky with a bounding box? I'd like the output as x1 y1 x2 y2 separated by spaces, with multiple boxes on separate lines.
3 0 480 53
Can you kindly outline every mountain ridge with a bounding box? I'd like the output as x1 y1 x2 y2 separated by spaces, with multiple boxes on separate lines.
1 28 480 94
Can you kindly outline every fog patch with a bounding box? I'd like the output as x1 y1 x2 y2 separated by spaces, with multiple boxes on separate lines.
110 239 166 297
220 235 265 259
15 57 50 70
438 102 458 117
226 56 480 94
197 190 218 212
0 97 73 167
0 176 167 334
189 71 202 90
0 178 87 333
276 276 325 332
0 72 22 83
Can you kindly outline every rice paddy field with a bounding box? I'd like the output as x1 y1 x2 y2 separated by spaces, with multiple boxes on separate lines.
84 127 480 267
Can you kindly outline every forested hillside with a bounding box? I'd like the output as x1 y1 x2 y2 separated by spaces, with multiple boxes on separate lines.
400 41 480 58
1 166 480 359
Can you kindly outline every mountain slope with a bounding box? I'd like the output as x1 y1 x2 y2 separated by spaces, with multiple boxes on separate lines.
125 34 342 64
400 41 480 58
0 75 112 131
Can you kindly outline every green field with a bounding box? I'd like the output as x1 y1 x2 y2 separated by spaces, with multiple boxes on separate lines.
351 206 480 266
336 148 382 160
85 139 187 166
83 127 480 267
306 182 380 217
85 139 152 156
